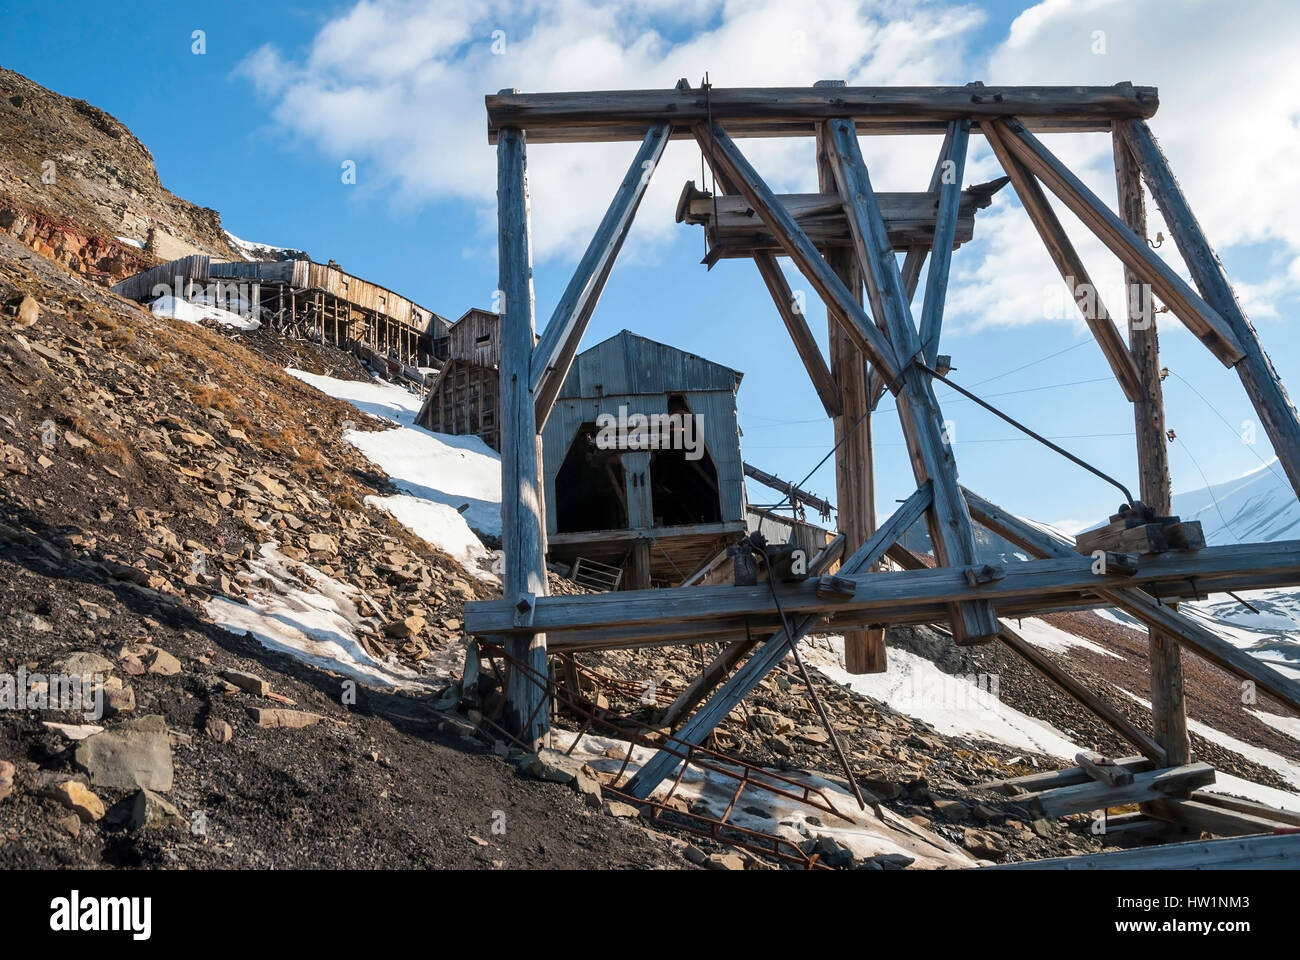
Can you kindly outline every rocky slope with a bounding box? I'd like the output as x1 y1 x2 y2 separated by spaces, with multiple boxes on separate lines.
0 66 241 277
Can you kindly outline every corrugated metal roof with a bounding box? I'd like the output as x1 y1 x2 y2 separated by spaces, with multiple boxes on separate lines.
556 330 743 399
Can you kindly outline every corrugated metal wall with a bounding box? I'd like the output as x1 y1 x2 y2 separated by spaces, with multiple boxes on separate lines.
541 331 745 537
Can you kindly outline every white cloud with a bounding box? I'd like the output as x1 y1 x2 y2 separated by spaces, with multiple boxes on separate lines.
952 0 1300 337
237 0 1300 338
237 0 984 262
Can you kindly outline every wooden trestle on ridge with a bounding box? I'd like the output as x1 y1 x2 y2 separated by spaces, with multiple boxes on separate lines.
465 80 1300 850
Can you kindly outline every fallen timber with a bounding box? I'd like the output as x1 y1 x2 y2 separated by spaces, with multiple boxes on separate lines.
990 833 1300 870
464 539 1300 639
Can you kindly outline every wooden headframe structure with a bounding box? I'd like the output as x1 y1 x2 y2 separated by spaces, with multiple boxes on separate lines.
469 81 1300 802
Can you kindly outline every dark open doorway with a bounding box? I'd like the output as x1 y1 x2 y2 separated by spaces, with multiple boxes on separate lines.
555 422 628 533
650 396 721 526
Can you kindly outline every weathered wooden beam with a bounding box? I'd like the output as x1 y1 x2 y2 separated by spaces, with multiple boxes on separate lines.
993 118 1244 367
1185 790 1300 828
982 120 1143 401
999 623 1166 763
486 84 1160 144
1120 118 1300 500
681 187 989 254
1076 751 1137 787
898 123 958 304
1144 797 1292 837
1027 761 1214 819
979 756 1153 794
825 117 998 645
467 536 1300 637
531 123 670 426
496 126 550 748
917 118 970 367
813 109 884 674
695 121 901 383
992 832 1300 870
751 254 842 418
962 486 1300 713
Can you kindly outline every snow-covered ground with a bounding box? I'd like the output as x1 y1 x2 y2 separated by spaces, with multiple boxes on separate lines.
206 543 435 690
1009 617 1121 660
286 368 501 579
150 294 259 332
224 230 302 263
804 637 1082 760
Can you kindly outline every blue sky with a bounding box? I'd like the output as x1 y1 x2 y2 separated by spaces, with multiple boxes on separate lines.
3 0 1298 532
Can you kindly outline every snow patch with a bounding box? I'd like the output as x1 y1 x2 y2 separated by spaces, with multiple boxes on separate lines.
1011 617 1121 660
115 235 144 249
150 294 259 331
285 368 502 579
804 637 1080 760
206 543 434 689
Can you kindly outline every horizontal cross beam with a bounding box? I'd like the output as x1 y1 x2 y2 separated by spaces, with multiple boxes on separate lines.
463 539 1300 637
486 84 1159 143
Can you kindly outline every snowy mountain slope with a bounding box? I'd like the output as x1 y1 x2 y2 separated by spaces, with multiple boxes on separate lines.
1171 458 1300 545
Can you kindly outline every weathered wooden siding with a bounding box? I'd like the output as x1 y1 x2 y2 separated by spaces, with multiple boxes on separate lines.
447 308 501 367
110 254 210 301
113 255 450 339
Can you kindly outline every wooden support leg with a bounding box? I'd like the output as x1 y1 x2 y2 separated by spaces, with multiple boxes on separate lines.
1113 127 1190 766
816 124 883 674
1119 118 1300 501
497 125 550 749
826 118 998 645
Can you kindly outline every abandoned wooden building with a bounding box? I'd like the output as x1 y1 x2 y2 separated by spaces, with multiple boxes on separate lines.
461 80 1300 858
415 307 503 448
541 329 748 590
112 254 451 373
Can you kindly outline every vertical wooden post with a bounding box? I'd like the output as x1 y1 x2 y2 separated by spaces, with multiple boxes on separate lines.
1119 119 1300 500
815 115 884 674
1114 127 1190 766
497 124 550 748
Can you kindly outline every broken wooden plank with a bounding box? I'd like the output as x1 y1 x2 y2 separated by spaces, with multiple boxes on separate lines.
982 120 1142 401
1143 797 1291 837
1027 762 1214 819
978 756 1153 795
993 118 1244 367
1186 790 1300 828
992 832 1300 870
1076 751 1136 787
532 122 671 426
485 84 1160 144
